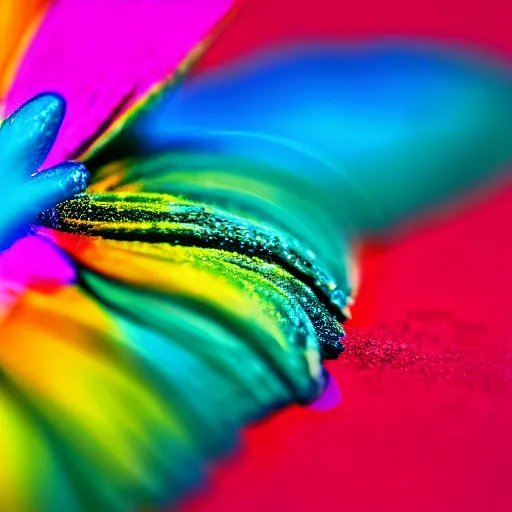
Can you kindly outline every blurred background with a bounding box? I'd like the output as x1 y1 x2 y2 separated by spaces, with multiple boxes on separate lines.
177 1 512 511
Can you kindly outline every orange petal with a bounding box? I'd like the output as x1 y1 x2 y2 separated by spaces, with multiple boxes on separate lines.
0 0 50 104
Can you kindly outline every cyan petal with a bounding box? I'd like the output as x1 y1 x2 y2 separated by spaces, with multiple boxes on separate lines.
0 93 65 176
0 163 88 251
94 42 512 234
0 95 88 252
31 161 89 203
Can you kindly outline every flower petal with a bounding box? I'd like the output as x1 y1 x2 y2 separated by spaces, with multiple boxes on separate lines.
5 0 236 166
1 220 336 509
0 93 65 175
0 94 89 252
87 42 512 234
0 0 50 103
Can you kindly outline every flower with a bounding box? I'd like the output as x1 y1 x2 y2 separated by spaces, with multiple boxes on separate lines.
0 2 350 510
1 1 512 511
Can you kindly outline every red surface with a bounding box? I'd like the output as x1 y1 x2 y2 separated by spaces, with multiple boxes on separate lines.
182 1 512 511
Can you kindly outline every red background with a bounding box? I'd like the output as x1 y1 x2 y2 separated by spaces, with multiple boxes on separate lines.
182 1 512 510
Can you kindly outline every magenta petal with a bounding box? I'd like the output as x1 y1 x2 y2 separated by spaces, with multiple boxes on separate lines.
309 375 342 411
0 235 75 287
5 0 234 166
0 235 75 313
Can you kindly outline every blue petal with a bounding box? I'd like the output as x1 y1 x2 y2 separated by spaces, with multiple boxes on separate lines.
109 42 512 233
0 94 88 252
0 93 65 176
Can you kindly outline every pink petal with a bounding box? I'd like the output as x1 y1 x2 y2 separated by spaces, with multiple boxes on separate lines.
309 375 342 411
5 0 235 166
0 235 75 316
